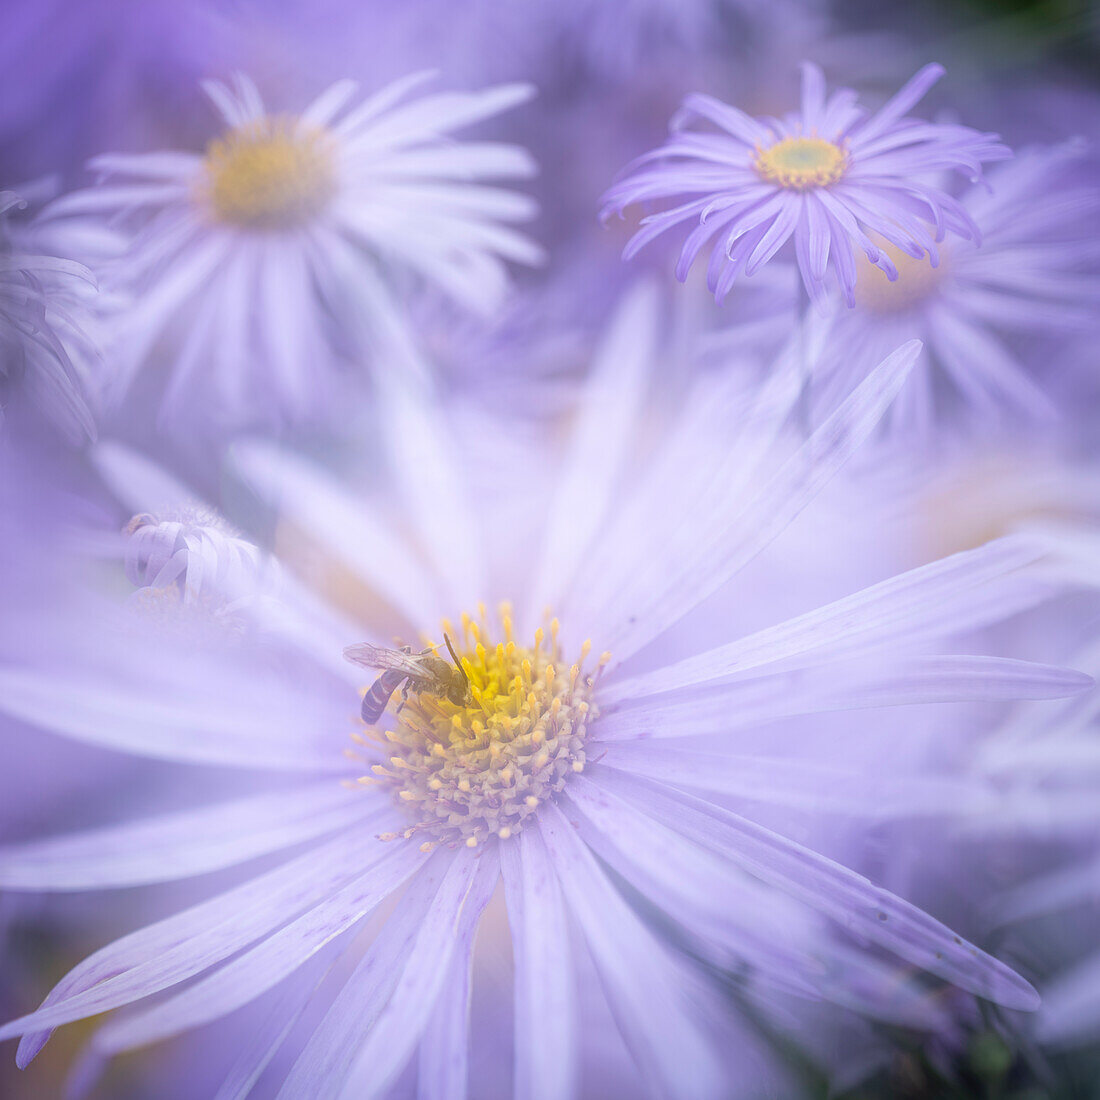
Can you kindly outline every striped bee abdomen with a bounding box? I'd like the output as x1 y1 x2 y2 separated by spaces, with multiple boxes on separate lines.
360 669 408 724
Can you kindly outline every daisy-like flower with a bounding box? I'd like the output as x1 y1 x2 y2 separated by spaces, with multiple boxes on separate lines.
0 192 98 443
44 73 543 431
812 142 1100 428
0 287 1089 1097
601 63 1010 305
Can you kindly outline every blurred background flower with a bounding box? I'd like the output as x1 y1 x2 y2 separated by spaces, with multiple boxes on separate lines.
41 73 542 437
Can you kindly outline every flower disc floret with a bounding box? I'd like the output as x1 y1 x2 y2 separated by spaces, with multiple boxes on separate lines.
353 607 607 850
200 116 332 227
754 136 847 190
203 117 336 228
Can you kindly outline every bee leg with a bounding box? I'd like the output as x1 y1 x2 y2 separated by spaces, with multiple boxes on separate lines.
395 682 411 715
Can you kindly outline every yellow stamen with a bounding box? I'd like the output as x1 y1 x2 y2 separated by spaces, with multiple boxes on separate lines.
347 607 603 848
202 116 336 228
754 136 847 191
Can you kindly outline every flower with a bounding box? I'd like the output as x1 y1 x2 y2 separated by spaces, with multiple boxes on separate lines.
44 73 543 432
0 286 1089 1096
0 192 98 443
813 142 1100 428
601 63 1011 306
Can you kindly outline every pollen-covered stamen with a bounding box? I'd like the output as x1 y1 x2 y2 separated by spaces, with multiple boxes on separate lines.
754 136 848 191
348 604 610 850
202 116 336 228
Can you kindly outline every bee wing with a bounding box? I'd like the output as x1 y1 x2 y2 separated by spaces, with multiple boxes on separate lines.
343 642 431 678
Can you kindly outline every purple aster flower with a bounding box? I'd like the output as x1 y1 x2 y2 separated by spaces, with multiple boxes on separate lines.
0 192 99 443
811 142 1100 429
0 285 1090 1096
601 63 1011 306
42 73 542 433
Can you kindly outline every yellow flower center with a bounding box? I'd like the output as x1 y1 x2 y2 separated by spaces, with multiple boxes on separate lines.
201 116 336 228
348 605 609 850
754 136 848 190
855 240 947 312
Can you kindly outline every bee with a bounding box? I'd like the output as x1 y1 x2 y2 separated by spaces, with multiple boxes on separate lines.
343 634 470 725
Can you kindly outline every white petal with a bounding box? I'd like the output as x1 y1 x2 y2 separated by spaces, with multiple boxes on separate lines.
0 783 376 889
88 152 204 180
595 742 1001 818
595 655 1090 739
3 834 376 1064
560 780 819 987
342 84 535 152
202 79 252 128
332 71 440 137
92 441 205 515
561 323 809 641
369 314 486 609
116 234 234 390
230 440 442 632
256 236 315 413
501 828 578 1100
90 841 426 1055
527 280 658 624
300 80 359 128
339 847 499 1100
276 853 452 1098
593 766 1040 1011
223 73 265 124
591 340 922 667
851 64 945 147
0 654 344 772
416 937 474 1100
599 535 1051 704
366 142 537 182
536 804 727 1100
43 184 192 218
563 778 946 1029
211 948 336 1100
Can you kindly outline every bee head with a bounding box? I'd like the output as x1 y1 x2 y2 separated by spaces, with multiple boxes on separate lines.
445 675 471 706
443 631 472 706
